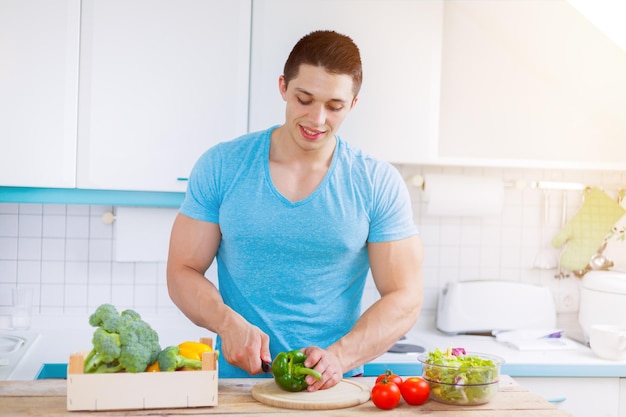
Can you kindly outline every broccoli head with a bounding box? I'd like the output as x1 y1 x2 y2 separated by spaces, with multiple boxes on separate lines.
117 319 161 372
157 345 203 372
88 303 122 333
83 304 161 373
83 327 122 373
120 308 142 322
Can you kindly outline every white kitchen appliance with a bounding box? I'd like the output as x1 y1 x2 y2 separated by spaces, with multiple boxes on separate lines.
579 270 626 343
436 280 557 334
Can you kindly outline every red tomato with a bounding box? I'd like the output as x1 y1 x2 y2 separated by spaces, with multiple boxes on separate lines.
375 370 403 387
400 377 431 405
371 380 401 410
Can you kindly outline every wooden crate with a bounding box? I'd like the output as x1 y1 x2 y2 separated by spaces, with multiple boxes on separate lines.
66 337 218 411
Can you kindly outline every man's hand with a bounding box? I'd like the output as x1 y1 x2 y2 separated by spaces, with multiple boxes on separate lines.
301 346 343 391
219 318 271 375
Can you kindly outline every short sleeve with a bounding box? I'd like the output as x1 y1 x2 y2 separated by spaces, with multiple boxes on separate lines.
367 163 417 242
179 145 223 224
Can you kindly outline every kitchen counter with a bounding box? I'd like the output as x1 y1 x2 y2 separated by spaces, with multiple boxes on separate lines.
4 311 626 381
0 375 572 416
370 312 626 378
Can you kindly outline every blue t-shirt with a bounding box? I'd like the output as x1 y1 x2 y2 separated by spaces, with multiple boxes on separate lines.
180 126 417 377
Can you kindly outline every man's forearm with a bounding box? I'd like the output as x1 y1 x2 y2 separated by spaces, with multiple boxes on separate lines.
167 266 235 336
328 289 422 373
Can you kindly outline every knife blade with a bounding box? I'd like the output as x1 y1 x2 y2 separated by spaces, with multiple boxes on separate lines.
261 360 272 375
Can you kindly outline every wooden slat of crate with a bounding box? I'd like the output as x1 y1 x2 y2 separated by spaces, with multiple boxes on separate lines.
66 338 218 411
67 369 218 410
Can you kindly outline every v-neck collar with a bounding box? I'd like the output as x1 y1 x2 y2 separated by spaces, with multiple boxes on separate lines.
263 126 339 207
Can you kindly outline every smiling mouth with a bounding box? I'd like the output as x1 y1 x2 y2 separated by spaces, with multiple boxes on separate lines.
300 125 325 140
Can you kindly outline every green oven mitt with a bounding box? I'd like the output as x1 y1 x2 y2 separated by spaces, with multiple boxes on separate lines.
603 197 626 270
552 188 626 271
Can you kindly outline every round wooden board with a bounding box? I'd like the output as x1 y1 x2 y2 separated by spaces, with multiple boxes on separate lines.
251 379 371 410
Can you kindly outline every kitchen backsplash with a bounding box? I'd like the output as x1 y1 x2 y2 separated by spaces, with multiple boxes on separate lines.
1 165 625 318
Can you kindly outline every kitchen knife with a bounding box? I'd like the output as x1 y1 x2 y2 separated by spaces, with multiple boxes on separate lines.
261 360 273 375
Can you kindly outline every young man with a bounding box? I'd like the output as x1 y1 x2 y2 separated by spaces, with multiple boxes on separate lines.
167 30 423 391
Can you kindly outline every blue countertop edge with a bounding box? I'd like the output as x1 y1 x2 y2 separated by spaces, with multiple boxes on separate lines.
0 186 184 207
364 362 626 378
35 363 626 380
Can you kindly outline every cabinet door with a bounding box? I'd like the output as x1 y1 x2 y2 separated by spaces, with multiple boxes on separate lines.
621 378 626 417
518 377 620 417
0 0 80 188
437 1 626 169
249 0 443 164
77 0 251 192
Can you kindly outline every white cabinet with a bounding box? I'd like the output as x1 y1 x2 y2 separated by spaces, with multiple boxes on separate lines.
76 0 251 192
249 0 443 165
0 0 80 188
7 0 624 197
518 377 620 417
437 0 626 170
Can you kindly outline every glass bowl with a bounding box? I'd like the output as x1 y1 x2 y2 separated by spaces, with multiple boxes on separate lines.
417 350 504 405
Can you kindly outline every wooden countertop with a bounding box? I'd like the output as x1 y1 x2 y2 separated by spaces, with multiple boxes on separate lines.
0 375 572 416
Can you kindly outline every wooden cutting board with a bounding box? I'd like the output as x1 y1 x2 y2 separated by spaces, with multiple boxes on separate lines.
251 379 370 410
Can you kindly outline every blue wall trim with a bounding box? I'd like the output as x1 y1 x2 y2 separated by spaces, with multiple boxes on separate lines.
0 187 185 207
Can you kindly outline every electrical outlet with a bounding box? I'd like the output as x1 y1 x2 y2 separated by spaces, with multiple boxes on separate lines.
554 282 581 313
557 292 578 313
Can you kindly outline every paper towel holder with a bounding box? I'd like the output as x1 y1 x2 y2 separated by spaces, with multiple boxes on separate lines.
406 175 525 191
404 175 614 193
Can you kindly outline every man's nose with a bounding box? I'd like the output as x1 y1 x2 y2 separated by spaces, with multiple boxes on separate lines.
308 104 326 125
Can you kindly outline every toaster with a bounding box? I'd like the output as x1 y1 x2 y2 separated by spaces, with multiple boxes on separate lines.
579 270 626 343
436 280 557 334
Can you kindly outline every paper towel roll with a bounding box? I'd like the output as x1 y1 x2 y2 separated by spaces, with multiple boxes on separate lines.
424 174 504 217
115 207 178 262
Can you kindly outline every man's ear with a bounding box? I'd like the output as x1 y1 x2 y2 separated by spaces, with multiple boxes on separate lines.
350 96 359 110
278 75 287 100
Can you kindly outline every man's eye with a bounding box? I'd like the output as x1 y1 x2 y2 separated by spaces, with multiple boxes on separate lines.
328 106 343 112
297 97 311 105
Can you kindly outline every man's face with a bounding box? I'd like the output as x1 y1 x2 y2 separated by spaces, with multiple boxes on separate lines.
279 64 358 153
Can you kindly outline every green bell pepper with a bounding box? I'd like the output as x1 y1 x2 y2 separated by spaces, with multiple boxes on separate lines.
271 349 322 392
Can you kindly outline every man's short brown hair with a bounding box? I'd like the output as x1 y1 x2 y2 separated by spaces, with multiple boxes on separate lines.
283 30 363 97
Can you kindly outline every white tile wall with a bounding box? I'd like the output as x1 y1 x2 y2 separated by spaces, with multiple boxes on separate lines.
0 203 177 316
362 164 626 315
1 165 624 319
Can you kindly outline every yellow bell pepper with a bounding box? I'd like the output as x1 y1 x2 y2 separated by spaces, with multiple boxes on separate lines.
146 361 160 372
178 341 212 361
145 341 212 372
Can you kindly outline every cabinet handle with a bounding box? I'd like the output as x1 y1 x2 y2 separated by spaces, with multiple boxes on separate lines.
176 177 189 181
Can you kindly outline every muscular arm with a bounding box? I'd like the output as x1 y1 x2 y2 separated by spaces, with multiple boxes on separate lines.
304 234 424 390
166 213 271 373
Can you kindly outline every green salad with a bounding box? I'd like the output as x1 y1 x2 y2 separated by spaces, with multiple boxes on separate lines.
419 348 501 405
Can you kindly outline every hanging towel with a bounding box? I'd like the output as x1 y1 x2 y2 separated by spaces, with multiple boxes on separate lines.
552 187 626 272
